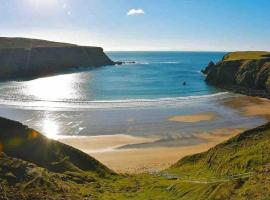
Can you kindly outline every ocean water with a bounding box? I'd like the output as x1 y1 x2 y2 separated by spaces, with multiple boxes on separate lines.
0 52 226 108
0 52 266 138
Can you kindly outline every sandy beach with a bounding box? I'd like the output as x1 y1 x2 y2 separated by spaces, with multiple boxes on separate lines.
59 128 243 173
168 112 218 123
57 95 270 174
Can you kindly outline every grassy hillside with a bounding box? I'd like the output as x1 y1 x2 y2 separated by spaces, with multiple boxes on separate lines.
0 37 77 48
165 123 270 199
1 117 270 199
223 51 270 61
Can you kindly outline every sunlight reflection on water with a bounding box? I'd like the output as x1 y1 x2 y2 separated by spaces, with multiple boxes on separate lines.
22 74 79 101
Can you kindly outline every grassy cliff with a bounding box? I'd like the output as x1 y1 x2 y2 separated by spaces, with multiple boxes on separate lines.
202 51 270 98
1 117 270 199
0 37 77 48
0 37 114 80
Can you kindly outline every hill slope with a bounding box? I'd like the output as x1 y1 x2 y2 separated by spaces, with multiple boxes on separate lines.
202 51 270 98
1 117 270 199
0 117 113 175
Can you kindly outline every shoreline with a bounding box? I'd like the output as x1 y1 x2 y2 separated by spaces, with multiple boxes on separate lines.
58 95 270 173
1 93 270 174
209 84 270 100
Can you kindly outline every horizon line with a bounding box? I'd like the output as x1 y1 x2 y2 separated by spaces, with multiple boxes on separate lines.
1 36 269 52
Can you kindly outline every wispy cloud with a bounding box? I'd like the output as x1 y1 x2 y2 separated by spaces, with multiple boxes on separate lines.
127 9 145 16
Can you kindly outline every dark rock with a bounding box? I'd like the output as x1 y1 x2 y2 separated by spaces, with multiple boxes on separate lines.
114 61 136 65
201 61 215 74
202 52 270 99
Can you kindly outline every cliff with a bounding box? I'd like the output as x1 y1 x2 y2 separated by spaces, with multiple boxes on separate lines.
0 37 114 79
202 51 270 98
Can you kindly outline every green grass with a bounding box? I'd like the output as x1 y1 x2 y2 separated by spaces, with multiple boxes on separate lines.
1 117 270 199
223 51 270 61
0 37 77 48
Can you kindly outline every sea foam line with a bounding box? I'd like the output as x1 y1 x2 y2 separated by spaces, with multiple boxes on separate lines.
0 92 231 110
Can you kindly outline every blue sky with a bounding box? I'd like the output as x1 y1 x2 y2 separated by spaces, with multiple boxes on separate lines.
1 0 270 51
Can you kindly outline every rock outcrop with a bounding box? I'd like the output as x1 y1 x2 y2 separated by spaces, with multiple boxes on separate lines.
0 37 114 79
202 51 270 98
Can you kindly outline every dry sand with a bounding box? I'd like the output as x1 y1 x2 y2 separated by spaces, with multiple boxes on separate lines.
168 112 218 123
59 128 243 174
59 134 158 153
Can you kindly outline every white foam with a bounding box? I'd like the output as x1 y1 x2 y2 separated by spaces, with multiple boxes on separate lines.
119 61 181 65
0 92 231 110
159 61 181 64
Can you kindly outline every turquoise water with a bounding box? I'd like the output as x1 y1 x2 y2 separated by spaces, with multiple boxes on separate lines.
91 51 225 100
0 51 226 108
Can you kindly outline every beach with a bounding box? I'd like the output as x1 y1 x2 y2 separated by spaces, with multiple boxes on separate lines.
1 93 269 173
59 127 244 173
57 95 270 173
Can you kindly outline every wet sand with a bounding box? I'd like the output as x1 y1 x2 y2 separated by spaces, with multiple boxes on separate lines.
224 96 270 120
168 112 218 123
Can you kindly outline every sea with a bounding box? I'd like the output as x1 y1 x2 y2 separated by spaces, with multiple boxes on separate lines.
0 52 266 138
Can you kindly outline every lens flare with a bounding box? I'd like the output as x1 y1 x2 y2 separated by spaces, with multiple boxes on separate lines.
42 119 59 139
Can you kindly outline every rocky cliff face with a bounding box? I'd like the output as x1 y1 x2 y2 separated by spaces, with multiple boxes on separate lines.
202 51 270 98
0 37 114 79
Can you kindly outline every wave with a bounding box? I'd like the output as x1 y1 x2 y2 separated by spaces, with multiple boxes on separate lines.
158 61 181 64
119 61 182 65
0 92 232 110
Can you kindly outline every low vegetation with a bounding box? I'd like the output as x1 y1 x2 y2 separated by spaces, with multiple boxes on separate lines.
0 37 76 48
222 51 270 61
1 117 270 199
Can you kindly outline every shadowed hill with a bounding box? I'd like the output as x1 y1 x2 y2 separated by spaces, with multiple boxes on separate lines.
0 117 113 175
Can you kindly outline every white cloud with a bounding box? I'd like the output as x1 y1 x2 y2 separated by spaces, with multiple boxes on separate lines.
127 9 145 16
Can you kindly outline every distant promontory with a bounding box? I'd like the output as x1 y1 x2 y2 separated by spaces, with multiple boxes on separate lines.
0 37 114 80
202 51 270 99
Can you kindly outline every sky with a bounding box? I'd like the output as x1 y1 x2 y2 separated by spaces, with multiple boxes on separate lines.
0 0 270 51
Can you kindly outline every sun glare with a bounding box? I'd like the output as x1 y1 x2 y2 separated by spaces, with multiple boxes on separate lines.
42 119 59 139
